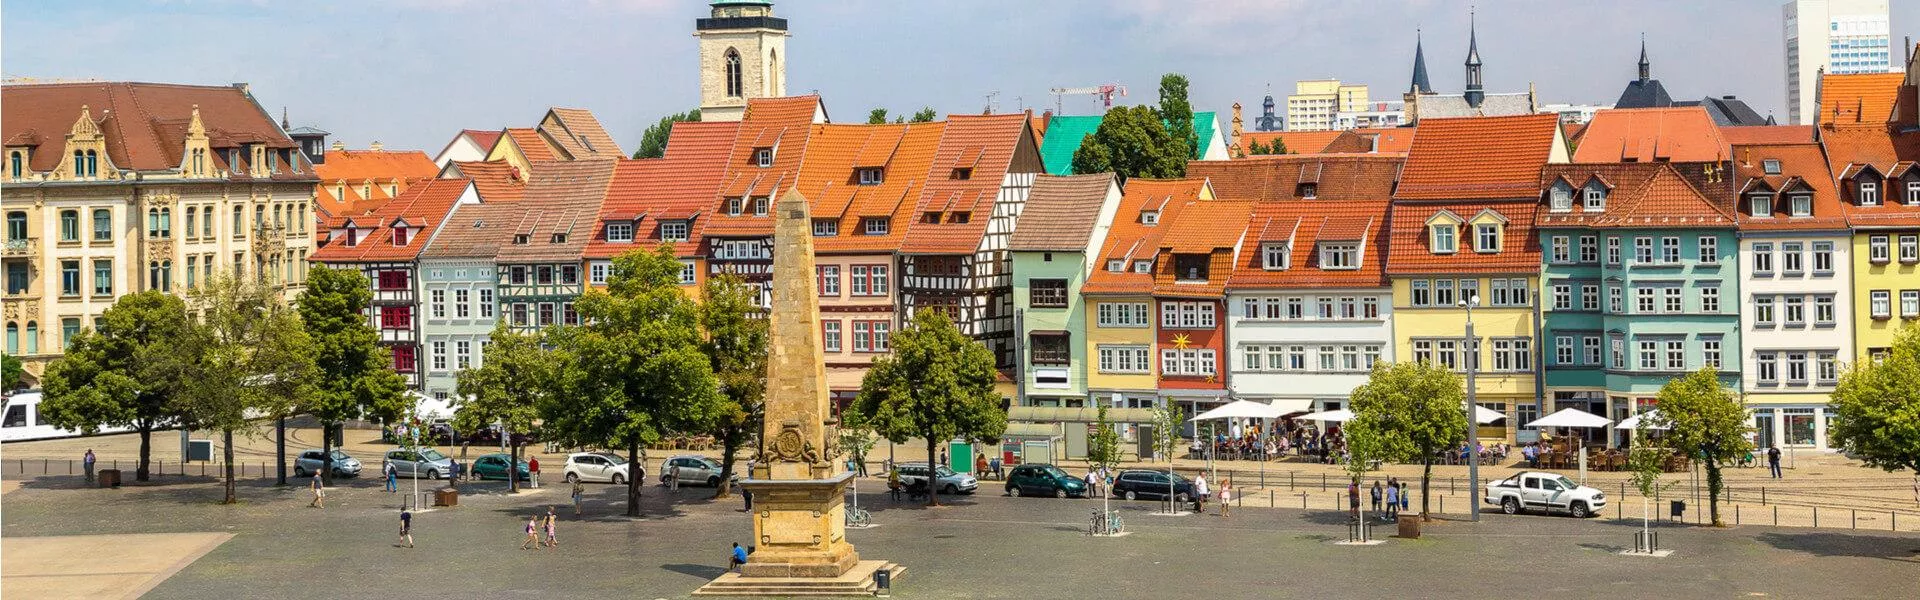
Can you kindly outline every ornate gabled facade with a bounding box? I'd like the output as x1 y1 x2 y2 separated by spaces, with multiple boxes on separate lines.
2 81 317 385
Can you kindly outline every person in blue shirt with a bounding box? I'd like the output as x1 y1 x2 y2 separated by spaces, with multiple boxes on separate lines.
730 542 750 573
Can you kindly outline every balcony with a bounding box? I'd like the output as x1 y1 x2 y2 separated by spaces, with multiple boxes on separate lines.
2 237 37 257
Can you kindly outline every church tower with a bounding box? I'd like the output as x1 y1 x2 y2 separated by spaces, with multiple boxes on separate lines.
696 1 789 122
1463 11 1484 108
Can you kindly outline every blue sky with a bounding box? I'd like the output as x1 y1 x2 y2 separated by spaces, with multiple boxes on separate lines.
7 1 1916 153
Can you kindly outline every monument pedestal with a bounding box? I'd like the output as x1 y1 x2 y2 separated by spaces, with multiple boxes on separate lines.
740 472 859 578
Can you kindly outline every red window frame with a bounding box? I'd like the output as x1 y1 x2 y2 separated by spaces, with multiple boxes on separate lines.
391 344 416 373
380 305 413 330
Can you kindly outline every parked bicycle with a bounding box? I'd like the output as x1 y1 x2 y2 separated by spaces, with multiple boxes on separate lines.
1088 508 1124 536
846 505 872 528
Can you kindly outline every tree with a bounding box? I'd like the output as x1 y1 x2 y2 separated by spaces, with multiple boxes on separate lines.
849 310 1005 506
2 354 22 392
1650 367 1751 527
700 273 767 499
1267 136 1289 155
867 108 889 125
453 322 552 493
835 412 879 475
297 265 408 486
1828 325 1920 500
1158 73 1196 161
39 291 196 482
1245 139 1268 156
1347 361 1468 521
1626 421 1679 551
1086 404 1123 476
179 274 318 504
1342 413 1389 529
633 109 700 159
544 245 723 517
910 107 937 123
1147 403 1186 511
1069 105 1184 181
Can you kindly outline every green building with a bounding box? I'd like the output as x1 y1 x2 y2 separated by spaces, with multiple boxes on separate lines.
1008 173 1121 406
1037 112 1227 175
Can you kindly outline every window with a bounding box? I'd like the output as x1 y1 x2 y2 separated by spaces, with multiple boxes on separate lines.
1299 183 1318 199
1859 180 1879 205
1661 237 1680 264
753 148 772 167
1638 340 1659 370
1105 259 1124 272
1555 336 1575 365
1755 295 1776 325
862 218 889 235
1665 340 1685 370
1870 290 1891 319
950 168 973 180
679 262 697 285
1701 286 1720 313
1606 236 1621 265
1430 223 1456 253
7 150 19 179
381 306 413 330
1697 236 1717 263
510 303 528 327
1902 290 1920 318
431 341 447 371
1584 184 1607 210
1812 294 1835 324
1662 287 1682 313
1029 333 1071 365
1701 338 1722 369
1411 280 1431 306
1782 242 1804 275
1901 235 1919 263
1757 352 1778 384
1132 260 1152 273
1634 237 1654 264
723 48 743 97
1753 242 1774 274
1578 236 1598 263
604 222 633 243
92 259 112 295
1817 352 1838 383
454 341 471 369
1610 337 1626 369
1140 210 1159 225
60 261 80 296
1790 195 1812 216
1434 279 1455 306
1869 235 1890 263
1317 297 1335 319
430 289 445 318
1783 296 1805 326
659 220 689 242
1812 241 1834 274
1160 348 1217 376
857 168 883 185
1580 336 1601 365
477 289 494 318
538 303 556 326
1552 284 1572 310
1475 223 1499 252
55 209 78 242
1786 352 1809 384
1363 297 1379 318
1749 194 1772 217
92 209 111 241
1286 297 1306 319
751 196 769 216
1160 301 1216 329
1030 279 1069 308
378 270 410 290
1319 244 1357 269
1097 345 1151 374
1174 254 1209 280
1910 180 1920 205
811 219 837 237
1096 303 1150 327
816 266 840 297
1550 236 1570 263
822 320 841 352
1262 243 1289 270
1635 287 1655 313
453 289 471 318
1549 184 1572 211
1493 338 1530 372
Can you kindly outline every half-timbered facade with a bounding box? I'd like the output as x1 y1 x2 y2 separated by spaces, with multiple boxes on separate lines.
494 160 616 333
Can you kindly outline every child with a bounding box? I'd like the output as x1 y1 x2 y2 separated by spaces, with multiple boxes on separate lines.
1399 482 1410 514
398 509 414 548
1219 478 1232 517
1384 481 1400 520
543 507 558 549
730 543 750 573
520 515 539 550
571 480 586 516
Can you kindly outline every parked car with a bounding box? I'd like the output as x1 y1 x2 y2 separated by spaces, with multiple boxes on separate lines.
294 449 362 478
470 453 532 482
1484 471 1606 518
563 452 640 485
1004 463 1086 498
1110 469 1194 502
661 455 735 487
383 447 454 480
892 462 978 495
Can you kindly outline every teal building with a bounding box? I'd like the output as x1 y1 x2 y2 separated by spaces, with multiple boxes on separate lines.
1008 173 1121 406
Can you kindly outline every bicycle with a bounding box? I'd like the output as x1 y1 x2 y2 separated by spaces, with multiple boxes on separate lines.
845 505 872 528
1088 508 1124 536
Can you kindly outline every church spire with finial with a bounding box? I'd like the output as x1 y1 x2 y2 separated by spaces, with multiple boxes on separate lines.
1409 28 1433 95
1637 34 1650 83
1464 7 1485 108
281 106 290 130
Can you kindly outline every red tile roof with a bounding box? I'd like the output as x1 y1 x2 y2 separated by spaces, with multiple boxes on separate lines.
444 160 527 204
1081 179 1207 295
1821 125 1920 228
1718 125 1814 145
703 96 823 238
1817 72 1904 127
792 121 947 254
1572 107 1729 163
1385 199 1541 274
311 178 470 263
1238 130 1343 155
502 127 558 162
1160 200 1252 253
1536 163 1735 229
899 113 1038 254
423 195 529 260
1728 142 1847 231
585 120 739 259
541 108 625 160
1396 114 1562 201
1009 173 1117 251
1227 199 1391 290
1339 127 1416 154
493 160 618 263
1188 154 1402 202
2 81 306 176
315 149 437 182
462 129 502 152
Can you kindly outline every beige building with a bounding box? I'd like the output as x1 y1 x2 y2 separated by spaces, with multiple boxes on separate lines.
1286 79 1370 132
2 82 317 385
695 1 790 122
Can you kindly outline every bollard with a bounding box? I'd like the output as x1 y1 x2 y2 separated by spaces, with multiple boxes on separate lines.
1449 477 1454 494
1762 487 1767 505
68 461 73 475
44 458 49 474
1289 472 1294 489
1893 512 1898 531
1814 506 1819 528
1302 494 1307 509
1851 509 1856 530
1773 505 1779 526
1269 490 1275 507
1321 473 1326 491
1736 504 1740 525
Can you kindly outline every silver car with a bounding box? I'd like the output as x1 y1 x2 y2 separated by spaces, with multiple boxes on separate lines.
563 452 642 485
383 447 453 480
294 449 361 478
894 462 978 495
661 455 735 487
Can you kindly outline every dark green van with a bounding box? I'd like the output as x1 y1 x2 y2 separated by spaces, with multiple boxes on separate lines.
1004 463 1086 498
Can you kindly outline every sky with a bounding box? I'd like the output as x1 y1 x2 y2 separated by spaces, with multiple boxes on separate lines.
7 0 1918 154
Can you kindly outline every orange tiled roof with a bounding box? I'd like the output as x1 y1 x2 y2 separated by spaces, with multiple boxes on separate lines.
586 120 741 259
702 96 823 238
1817 72 1904 127
1821 125 1920 227
315 149 437 182
1188 154 1402 202
1009 173 1118 251
503 127 558 162
423 195 530 260
1572 107 1729 163
899 113 1037 254
1227 199 1391 290
1238 130 1343 155
311 178 470 263
1340 127 1416 154
1396 114 1562 201
1728 142 1846 230
790 121 948 254
1562 122 1588 147
493 160 618 263
462 129 502 152
1160 199 1251 253
1081 178 1206 295
541 108 625 160
1718 125 1814 145
445 160 527 204
1385 199 1541 275
1536 163 1735 229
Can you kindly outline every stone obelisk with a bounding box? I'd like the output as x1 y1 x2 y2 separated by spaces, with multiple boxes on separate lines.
739 189 859 578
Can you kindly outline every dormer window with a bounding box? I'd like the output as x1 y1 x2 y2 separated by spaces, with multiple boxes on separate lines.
1132 259 1152 273
1549 183 1572 212
862 217 889 235
1789 195 1812 217
1583 183 1607 210
753 148 773 167
1860 180 1880 205
1141 210 1160 225
1475 223 1500 253
659 220 689 242
513 233 530 245
551 233 567 244
1298 183 1318 199
951 168 973 180
922 212 942 224
1319 243 1359 269
751 196 769 216
9 149 24 179
605 222 634 242
1262 243 1290 270
949 211 971 224
1906 180 1920 206
812 219 838 237
726 197 743 216
345 227 360 247
1430 223 1457 253
857 168 883 185
1749 194 1772 217
392 226 410 246
1106 259 1124 272
1762 159 1782 175
1174 255 1209 281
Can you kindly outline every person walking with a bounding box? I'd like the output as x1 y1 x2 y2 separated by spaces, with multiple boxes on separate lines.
543 506 558 549
308 471 325 508
83 449 96 484
384 461 398 493
1347 478 1361 523
1218 477 1232 517
1384 479 1400 521
939 448 948 469
528 456 540 488
1085 469 1099 500
1399 482 1410 514
571 480 585 516
1370 481 1383 514
730 542 750 573
1767 445 1783 479
1193 474 1209 514
398 509 415 548
989 456 1002 480
520 515 539 550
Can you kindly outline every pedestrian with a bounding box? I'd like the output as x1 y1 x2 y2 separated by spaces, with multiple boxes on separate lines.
520 515 539 550
543 506 558 549
1347 477 1360 522
1370 481 1383 514
571 480 585 516
1767 445 1783 479
309 471 325 508
1399 482 1410 514
1384 480 1400 520
1085 469 1099 499
398 509 415 548
1193 474 1209 514
730 542 750 573
668 463 681 492
989 455 1002 480
976 454 988 479
528 456 540 488
83 449 96 483
939 449 948 469
742 485 754 512
1219 477 1232 517
384 461 398 493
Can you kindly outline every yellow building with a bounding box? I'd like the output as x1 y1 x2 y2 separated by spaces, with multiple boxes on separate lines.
1080 179 1212 409
1286 79 1370 132
1815 71 1920 362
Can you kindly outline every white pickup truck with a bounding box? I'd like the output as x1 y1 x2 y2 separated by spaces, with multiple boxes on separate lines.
1483 471 1606 518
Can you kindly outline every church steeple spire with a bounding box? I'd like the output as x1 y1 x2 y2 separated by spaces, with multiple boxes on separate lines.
1409 28 1433 95
1464 8 1484 108
1637 35 1650 83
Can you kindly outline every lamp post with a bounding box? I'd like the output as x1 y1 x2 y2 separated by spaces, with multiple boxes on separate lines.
1459 295 1481 523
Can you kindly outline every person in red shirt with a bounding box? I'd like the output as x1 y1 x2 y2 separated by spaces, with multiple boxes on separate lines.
528 456 541 488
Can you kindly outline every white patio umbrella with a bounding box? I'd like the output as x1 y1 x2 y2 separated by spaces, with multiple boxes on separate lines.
1190 400 1285 421
1474 405 1507 425
1298 408 1355 423
1525 407 1612 483
1615 410 1669 430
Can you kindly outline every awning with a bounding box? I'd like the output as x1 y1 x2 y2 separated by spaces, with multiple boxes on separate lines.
1527 407 1612 429
1615 410 1668 430
1298 408 1354 423
1190 400 1284 421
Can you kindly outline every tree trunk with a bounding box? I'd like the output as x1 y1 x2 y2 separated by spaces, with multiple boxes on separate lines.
626 439 643 517
222 429 237 504
1705 458 1724 527
714 424 741 500
320 420 336 488
509 441 520 493
136 425 153 481
924 436 940 507
1419 458 1434 521
275 417 287 486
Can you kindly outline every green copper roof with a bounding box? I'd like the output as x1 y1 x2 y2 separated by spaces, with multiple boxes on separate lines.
1038 111 1217 176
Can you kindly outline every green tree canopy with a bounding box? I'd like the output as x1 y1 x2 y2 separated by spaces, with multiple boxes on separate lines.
296 265 408 484
1158 73 1196 161
1347 361 1468 520
867 108 889 125
1 354 22 392
700 272 767 499
179 274 318 503
850 310 1005 506
1070 105 1185 181
633 109 700 159
910 107 937 123
1650 367 1751 526
453 322 553 492
1086 404 1123 475
1829 325 1920 479
39 291 197 481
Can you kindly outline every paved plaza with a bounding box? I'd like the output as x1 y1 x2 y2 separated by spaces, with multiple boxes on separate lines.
3 455 1918 599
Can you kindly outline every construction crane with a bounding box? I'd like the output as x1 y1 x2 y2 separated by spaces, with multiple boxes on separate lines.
1049 84 1127 114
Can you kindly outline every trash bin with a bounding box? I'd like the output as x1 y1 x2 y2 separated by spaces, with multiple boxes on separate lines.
1396 515 1422 539
99 469 121 488
1669 500 1685 519
873 568 891 596
434 487 459 507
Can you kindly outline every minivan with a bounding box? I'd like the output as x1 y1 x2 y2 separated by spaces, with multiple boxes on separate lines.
1004 463 1086 498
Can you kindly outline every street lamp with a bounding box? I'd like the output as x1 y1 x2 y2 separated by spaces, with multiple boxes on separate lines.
1459 294 1481 523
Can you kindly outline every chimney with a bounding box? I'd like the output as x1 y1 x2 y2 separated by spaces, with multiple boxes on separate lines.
331 141 346 151
230 82 251 96
370 141 385 151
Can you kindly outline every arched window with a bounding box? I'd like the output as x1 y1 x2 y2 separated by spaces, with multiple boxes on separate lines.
725 48 743 98
273 205 284 230
158 208 171 238
296 203 307 232
59 210 79 242
160 260 172 292
92 209 111 241
148 261 159 290
186 207 198 238
73 150 84 176
24 321 38 354
9 151 21 179
147 208 160 236
86 150 98 176
255 205 266 229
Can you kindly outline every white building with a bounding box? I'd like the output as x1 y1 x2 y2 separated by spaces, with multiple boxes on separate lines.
1538 103 1612 124
1783 0 1894 125
1333 101 1406 130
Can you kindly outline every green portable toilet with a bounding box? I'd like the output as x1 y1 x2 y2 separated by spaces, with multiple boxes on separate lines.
947 440 973 473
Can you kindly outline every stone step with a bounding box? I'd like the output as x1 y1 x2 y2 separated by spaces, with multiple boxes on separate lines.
692 561 904 597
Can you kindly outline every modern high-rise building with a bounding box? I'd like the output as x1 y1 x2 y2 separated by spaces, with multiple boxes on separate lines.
1286 80 1370 132
1783 0 1893 125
